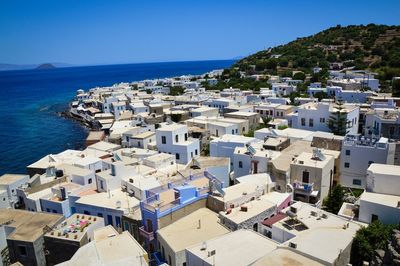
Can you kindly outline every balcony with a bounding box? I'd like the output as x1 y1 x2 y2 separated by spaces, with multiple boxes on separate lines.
293 181 318 196
293 181 314 192
139 226 154 241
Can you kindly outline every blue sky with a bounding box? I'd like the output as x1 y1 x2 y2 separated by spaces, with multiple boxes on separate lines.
1 0 400 65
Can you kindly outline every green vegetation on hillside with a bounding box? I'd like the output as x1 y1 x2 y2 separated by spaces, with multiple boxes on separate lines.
220 24 400 92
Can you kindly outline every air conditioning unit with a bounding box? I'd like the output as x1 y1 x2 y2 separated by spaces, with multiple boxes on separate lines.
289 242 297 249
311 211 318 217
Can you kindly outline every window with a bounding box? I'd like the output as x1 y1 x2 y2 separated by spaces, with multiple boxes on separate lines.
98 213 103 217
161 136 166 144
175 135 179 143
371 214 379 223
18 245 27 256
175 153 180 160
195 149 198 156
116 216 121 227
309 118 314 127
238 161 243 168
88 178 92 184
168 256 172 265
185 133 188 141
344 162 350 168
353 179 362 186
100 180 104 190
216 129 219 137
235 129 238 133
301 118 306 126
232 129 235 134
84 210 91 215
345 150 350 156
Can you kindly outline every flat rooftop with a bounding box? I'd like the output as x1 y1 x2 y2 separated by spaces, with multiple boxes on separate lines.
157 208 229 252
368 163 400 176
253 248 324 266
235 173 273 187
213 182 260 203
45 213 102 241
292 152 333 168
194 156 230 168
186 229 277 266
274 202 361 264
271 141 314 172
360 191 400 208
0 209 63 242
220 196 276 224
86 131 104 141
87 141 121 152
225 111 258 117
75 189 140 212
0 174 28 185
62 226 147 266
131 131 155 139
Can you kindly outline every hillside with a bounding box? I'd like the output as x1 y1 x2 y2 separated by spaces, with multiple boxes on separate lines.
218 24 400 91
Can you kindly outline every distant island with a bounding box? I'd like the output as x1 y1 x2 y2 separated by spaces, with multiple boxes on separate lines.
0 62 71 71
36 63 56 70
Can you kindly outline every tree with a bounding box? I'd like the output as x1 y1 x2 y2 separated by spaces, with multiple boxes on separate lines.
293 72 306 81
262 116 272 127
392 79 400 97
169 86 185 96
313 91 328 101
328 98 349 136
350 221 400 266
323 184 345 214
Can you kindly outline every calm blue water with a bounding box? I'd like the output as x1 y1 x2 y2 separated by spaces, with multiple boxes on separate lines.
0 60 234 175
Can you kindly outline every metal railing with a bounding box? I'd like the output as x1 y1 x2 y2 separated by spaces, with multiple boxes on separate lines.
139 226 154 241
293 181 314 192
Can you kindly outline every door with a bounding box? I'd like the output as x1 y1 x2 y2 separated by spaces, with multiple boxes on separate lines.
107 215 113 226
146 219 153 232
252 161 258 174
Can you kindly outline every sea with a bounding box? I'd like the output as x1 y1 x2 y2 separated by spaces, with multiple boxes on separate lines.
0 60 235 175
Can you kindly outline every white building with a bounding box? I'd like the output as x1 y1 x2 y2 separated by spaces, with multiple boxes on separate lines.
233 146 280 179
210 135 262 169
128 131 156 149
0 174 29 208
290 149 335 205
271 83 296 96
61 225 148 266
157 208 229 266
340 135 395 188
295 102 359 134
156 123 200 164
356 164 400 224
189 106 219 118
262 202 361 265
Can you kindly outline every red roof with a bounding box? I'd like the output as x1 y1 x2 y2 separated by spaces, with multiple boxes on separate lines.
262 213 287 227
